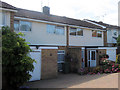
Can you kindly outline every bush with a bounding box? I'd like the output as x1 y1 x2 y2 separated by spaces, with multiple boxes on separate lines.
117 35 120 46
116 54 120 64
2 26 35 89
100 59 119 73
88 66 103 75
78 68 88 75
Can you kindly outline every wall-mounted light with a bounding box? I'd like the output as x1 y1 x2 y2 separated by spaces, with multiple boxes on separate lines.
36 46 39 49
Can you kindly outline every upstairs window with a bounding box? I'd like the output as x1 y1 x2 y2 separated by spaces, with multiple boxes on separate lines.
14 20 19 31
47 24 55 34
20 21 31 31
2 12 7 26
56 25 65 35
70 27 77 36
47 24 65 35
92 30 102 38
14 20 32 31
70 27 83 36
77 28 83 36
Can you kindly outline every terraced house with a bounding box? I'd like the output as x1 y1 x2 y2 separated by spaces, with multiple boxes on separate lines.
0 1 118 81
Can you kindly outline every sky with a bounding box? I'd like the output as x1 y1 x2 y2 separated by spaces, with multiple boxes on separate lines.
2 0 120 26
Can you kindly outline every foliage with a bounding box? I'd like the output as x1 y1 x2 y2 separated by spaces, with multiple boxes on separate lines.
88 66 103 75
2 26 35 89
99 54 109 60
101 59 119 73
78 68 88 75
116 54 120 64
117 35 120 46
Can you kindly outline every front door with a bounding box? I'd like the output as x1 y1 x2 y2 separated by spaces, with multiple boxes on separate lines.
88 50 96 67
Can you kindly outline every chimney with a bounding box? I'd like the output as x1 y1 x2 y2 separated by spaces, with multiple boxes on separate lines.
43 6 50 15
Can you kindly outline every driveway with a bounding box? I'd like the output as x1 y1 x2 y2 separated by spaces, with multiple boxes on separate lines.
25 73 118 88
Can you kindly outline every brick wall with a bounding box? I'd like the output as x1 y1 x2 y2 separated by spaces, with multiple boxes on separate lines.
41 49 58 79
68 48 81 72
10 12 14 32
103 31 107 46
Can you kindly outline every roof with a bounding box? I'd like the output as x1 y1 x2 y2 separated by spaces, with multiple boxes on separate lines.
0 1 17 10
15 8 106 30
0 1 106 30
84 19 120 29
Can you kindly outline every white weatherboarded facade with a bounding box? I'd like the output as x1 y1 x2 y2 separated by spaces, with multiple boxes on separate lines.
69 29 104 46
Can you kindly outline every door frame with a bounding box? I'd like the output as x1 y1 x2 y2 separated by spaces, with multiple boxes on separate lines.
87 50 96 67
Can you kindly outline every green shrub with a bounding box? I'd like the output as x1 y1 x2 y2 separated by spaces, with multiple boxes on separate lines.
2 26 35 89
117 35 120 46
101 59 119 73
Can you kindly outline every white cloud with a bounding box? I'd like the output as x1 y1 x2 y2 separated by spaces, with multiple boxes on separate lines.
2 0 119 25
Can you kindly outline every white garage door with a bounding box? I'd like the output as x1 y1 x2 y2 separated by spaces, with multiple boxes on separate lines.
107 49 116 61
29 51 41 81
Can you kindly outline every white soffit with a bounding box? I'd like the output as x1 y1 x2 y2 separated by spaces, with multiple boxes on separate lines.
98 47 117 50
0 8 17 12
84 19 106 29
30 46 58 50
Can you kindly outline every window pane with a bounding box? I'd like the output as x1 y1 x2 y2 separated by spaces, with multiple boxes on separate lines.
20 21 31 31
97 31 102 37
2 12 6 26
58 54 64 61
81 50 84 59
70 27 77 35
14 20 19 31
88 51 90 60
91 51 95 60
47 24 55 34
56 26 65 35
92 30 97 37
77 28 83 36
58 51 65 53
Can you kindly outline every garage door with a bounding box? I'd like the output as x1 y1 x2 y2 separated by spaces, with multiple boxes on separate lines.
107 49 116 61
29 51 41 81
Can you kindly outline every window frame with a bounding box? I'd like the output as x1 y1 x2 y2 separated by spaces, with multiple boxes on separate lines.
2 12 7 26
92 30 102 38
14 20 32 32
70 27 83 36
57 50 65 63
47 24 65 35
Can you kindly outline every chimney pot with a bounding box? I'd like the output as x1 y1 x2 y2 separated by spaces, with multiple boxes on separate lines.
43 6 50 15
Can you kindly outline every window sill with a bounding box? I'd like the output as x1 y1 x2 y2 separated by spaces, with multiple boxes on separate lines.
47 33 65 36
70 35 83 37
92 37 102 38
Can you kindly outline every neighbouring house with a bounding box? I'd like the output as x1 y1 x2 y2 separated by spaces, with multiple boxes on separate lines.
118 1 120 27
84 19 120 47
0 1 117 81
0 1 17 30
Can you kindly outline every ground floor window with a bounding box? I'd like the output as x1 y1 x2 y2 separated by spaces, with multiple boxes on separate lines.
57 50 65 72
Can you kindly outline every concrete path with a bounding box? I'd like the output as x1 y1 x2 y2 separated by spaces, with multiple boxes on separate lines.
25 73 118 88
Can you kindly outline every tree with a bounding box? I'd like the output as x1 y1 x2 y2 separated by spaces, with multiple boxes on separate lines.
117 35 120 46
2 26 35 89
